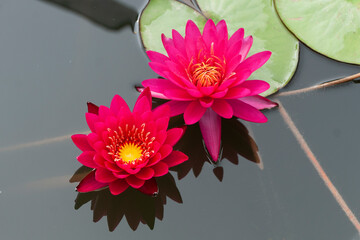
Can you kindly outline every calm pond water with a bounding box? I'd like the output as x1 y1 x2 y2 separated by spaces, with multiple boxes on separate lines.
1 0 360 239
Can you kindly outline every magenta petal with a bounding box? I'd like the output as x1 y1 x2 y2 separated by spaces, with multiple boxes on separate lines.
137 178 158 195
186 20 201 38
224 86 251 99
110 94 130 115
158 144 173 159
184 101 206 125
228 28 244 49
226 28 244 60
152 162 169 177
164 89 195 100
187 88 203 98
93 153 106 167
135 168 155 180
199 108 221 162
211 89 228 98
147 152 162 166
119 163 141 174
133 94 151 114
215 38 227 57
225 55 243 78
72 134 93 151
77 151 97 168
152 104 170 119
142 78 179 93
218 69 252 90
241 80 270 95
172 29 187 56
93 141 106 152
112 170 130 179
104 161 121 172
161 34 189 64
155 130 167 146
226 38 243 61
240 36 253 61
87 102 99 114
125 175 145 189
149 91 169 100
109 179 129 195
239 51 271 72
202 19 217 49
240 95 278 110
216 20 228 43
163 100 191 117
147 50 169 63
162 151 189 168
199 86 216 96
87 132 99 145
185 20 202 58
165 127 184 146
85 113 98 132
76 171 108 192
227 99 268 123
95 167 118 183
156 116 169 131
164 61 192 87
94 122 106 135
200 98 214 108
148 62 169 77
211 99 233 119
134 87 152 112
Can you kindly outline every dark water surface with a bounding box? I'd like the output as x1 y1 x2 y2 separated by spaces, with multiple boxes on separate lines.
1 0 360 239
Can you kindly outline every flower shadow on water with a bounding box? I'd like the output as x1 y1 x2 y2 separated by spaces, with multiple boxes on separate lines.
171 118 260 181
156 99 261 182
40 0 138 31
70 169 182 231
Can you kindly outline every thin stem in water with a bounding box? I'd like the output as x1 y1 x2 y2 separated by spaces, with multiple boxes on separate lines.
276 72 360 97
0 130 90 153
277 100 360 234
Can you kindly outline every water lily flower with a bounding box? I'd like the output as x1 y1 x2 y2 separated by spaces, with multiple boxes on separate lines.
141 19 277 162
71 88 188 195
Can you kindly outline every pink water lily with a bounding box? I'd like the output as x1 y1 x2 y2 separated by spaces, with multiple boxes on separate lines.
71 88 188 195
141 19 277 162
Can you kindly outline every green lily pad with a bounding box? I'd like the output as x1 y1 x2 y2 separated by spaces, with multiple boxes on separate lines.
275 0 360 65
139 0 299 96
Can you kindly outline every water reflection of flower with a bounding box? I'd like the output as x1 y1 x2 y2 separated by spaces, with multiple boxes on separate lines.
71 88 188 195
141 19 277 162
70 168 182 231
160 106 260 181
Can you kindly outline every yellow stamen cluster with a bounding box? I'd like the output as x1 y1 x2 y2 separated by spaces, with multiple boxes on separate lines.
190 58 224 87
187 44 226 88
106 123 155 167
117 142 143 163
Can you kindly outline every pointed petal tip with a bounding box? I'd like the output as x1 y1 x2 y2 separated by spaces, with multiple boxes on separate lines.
186 19 196 27
216 19 226 25
199 109 221 163
135 87 152 110
76 171 108 192
87 102 99 114
137 178 159 195
140 86 151 96
135 86 144 93
179 125 187 135
209 149 220 162
161 33 171 44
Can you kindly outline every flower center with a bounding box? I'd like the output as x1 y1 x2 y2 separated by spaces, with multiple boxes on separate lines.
187 46 226 87
106 123 155 167
117 142 143 163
